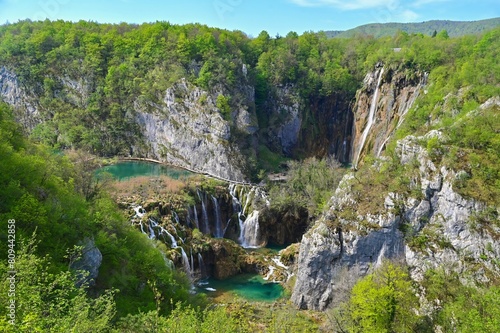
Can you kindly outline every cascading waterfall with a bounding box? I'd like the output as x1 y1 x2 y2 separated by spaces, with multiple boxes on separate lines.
133 206 145 218
229 184 241 212
353 67 384 169
197 253 207 280
239 210 261 248
147 219 156 239
211 195 224 238
229 184 265 248
164 229 178 248
188 206 200 229
180 247 192 279
190 250 194 274
173 211 180 223
197 190 210 234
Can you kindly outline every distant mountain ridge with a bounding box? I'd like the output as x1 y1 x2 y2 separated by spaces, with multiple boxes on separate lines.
324 17 500 38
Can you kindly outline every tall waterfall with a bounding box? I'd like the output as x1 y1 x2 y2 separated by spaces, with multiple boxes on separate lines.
353 67 384 169
147 219 156 239
197 190 210 234
211 195 223 238
188 206 199 229
173 211 180 223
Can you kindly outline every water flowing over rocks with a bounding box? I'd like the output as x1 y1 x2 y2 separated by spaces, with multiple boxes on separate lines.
351 64 427 165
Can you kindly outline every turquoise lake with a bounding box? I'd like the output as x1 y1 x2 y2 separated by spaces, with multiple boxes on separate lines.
96 161 192 180
198 274 284 302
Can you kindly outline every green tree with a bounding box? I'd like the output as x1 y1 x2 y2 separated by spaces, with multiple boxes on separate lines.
346 261 420 333
0 237 116 332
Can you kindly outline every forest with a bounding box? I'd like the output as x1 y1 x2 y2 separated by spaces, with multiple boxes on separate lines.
0 19 499 332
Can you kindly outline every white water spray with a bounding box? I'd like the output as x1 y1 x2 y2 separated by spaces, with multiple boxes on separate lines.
211 195 223 238
239 210 261 248
353 67 384 169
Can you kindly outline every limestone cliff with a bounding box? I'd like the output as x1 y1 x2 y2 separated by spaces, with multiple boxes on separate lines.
261 84 353 163
0 63 257 181
0 66 41 130
134 78 251 181
292 116 500 311
351 64 427 167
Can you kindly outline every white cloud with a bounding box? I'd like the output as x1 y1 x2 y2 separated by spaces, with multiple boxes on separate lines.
398 9 420 21
412 0 451 7
288 0 399 10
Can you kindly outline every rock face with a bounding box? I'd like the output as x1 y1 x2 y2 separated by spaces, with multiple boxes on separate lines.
398 132 500 283
259 206 309 246
135 78 252 181
261 84 353 162
291 129 500 310
0 66 41 130
1 64 257 181
70 238 103 287
264 85 302 155
291 183 405 310
351 64 427 165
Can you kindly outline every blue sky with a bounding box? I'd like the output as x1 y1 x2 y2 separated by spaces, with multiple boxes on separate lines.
0 0 498 36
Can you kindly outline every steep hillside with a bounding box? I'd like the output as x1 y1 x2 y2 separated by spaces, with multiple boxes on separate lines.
291 25 500 331
0 21 361 181
325 17 500 38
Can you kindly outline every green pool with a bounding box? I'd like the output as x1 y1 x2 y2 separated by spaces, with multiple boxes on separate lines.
198 274 284 302
96 161 192 180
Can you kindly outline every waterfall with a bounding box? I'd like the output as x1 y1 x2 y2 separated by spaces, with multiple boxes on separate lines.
190 250 194 274
172 224 184 244
147 220 156 239
139 222 146 235
229 184 241 212
197 190 210 234
211 195 223 238
173 211 180 223
229 184 245 235
198 253 207 279
188 206 200 229
239 210 261 248
229 184 265 248
164 229 178 248
133 205 145 218
180 247 192 278
353 67 384 169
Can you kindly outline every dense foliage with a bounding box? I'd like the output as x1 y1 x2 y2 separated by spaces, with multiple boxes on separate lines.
1 18 499 332
329 261 500 333
0 103 202 327
268 157 345 216
325 17 500 38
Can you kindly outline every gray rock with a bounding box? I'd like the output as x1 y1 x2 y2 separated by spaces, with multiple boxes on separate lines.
70 238 103 287
292 130 500 310
135 79 248 181
0 66 41 130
